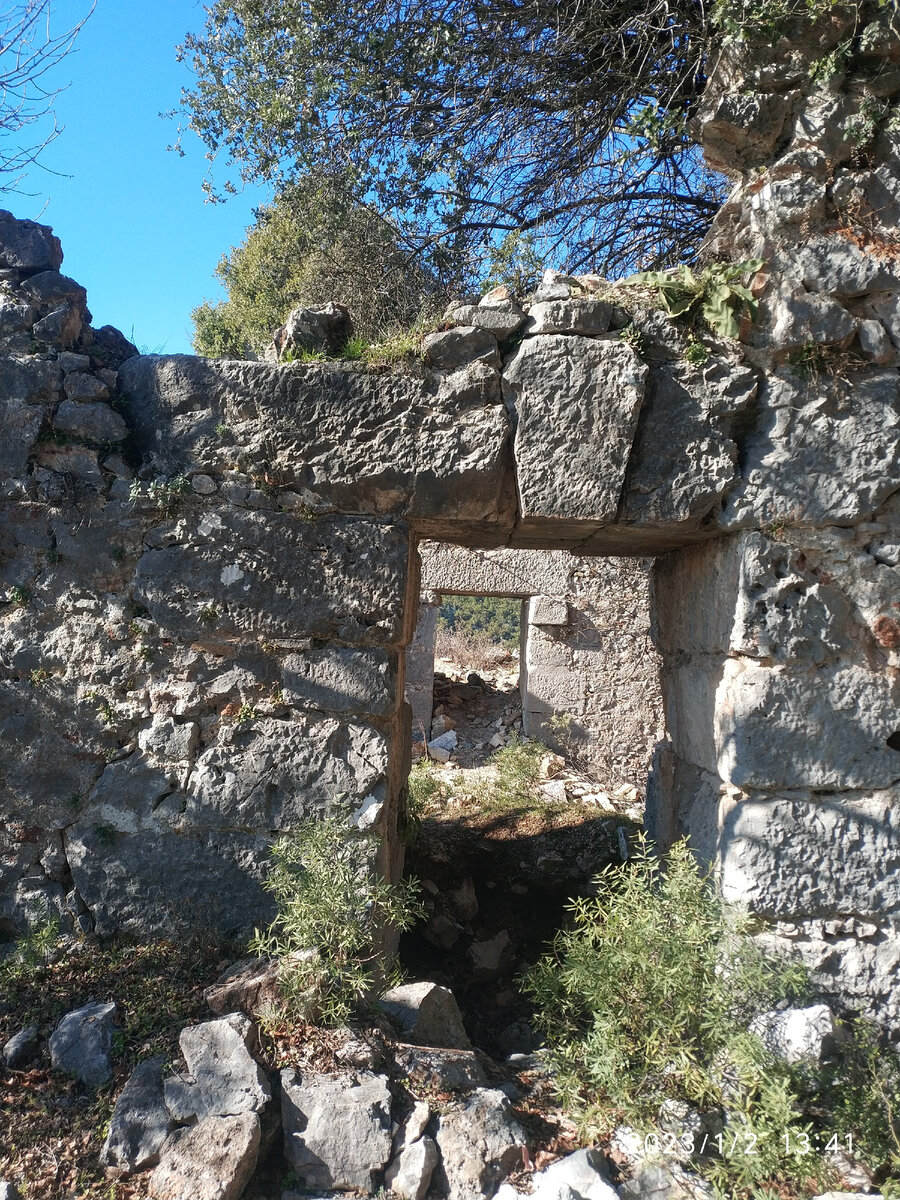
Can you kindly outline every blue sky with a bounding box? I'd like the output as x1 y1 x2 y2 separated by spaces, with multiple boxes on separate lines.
9 0 271 353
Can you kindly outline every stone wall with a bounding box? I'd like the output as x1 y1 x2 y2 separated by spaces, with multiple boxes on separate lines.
409 544 664 788
1 1 900 1027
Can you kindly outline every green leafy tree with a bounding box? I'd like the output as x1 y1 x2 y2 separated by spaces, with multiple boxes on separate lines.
192 175 448 357
174 0 726 278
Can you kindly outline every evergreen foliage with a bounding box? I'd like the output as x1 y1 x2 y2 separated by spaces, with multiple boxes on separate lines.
192 176 446 358
524 837 900 1198
250 816 423 1025
438 595 521 651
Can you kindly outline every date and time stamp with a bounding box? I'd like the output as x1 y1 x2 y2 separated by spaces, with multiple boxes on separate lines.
638 1130 856 1158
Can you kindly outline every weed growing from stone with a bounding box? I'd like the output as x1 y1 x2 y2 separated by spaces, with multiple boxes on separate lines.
5 584 29 607
198 604 219 626
250 816 423 1026
618 323 648 357
789 341 865 385
0 910 61 986
622 259 764 339
524 836 900 1198
234 702 257 725
684 334 710 365
129 475 192 511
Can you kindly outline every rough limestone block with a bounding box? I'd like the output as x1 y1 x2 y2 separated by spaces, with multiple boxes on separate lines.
49 1001 117 1089
33 304 83 347
280 646 396 717
133 509 409 647
20 270 88 311
653 532 857 664
203 958 280 1018
623 360 756 528
524 298 613 336
101 1057 172 1172
65 824 274 940
384 1135 440 1200
0 295 35 335
448 305 526 338
766 287 858 351
696 89 795 174
529 595 569 625
794 235 900 297
502 333 647 531
0 400 45 477
525 1147 619 1199
280 1069 392 1191
433 1088 526 1200
53 398 128 444
164 1013 270 1122
392 1045 487 1092
750 1005 836 1064
720 371 900 529
183 715 388 830
717 790 900 919
378 981 472 1049
406 601 439 739
0 356 61 403
2 1025 38 1070
618 1159 710 1199
423 325 501 369
63 370 108 400
664 658 900 789
0 211 63 272
419 542 574 596
149 1112 260 1200
118 355 512 528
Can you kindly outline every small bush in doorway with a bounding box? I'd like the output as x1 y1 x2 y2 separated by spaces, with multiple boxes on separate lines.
250 815 423 1026
483 735 545 807
524 836 900 1198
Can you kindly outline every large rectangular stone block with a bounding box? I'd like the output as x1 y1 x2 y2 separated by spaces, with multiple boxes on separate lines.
502 334 646 533
119 355 514 531
133 509 410 647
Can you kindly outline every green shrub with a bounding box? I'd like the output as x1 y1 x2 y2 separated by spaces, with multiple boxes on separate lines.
250 815 423 1025
0 910 62 985
623 259 764 338
192 177 445 359
486 736 545 807
524 837 900 1198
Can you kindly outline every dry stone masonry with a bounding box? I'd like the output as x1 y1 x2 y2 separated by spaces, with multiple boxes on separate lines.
1 4 900 1038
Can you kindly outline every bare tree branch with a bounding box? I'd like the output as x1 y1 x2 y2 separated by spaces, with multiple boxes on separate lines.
0 0 94 192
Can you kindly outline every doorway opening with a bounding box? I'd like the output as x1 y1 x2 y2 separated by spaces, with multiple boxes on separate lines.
399 543 664 1056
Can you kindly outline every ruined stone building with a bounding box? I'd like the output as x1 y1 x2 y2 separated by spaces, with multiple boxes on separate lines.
2 9 900 1032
